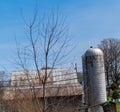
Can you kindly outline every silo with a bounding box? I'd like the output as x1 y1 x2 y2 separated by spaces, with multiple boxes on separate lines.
82 47 107 112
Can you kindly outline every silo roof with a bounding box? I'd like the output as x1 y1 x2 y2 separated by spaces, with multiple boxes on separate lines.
85 47 103 56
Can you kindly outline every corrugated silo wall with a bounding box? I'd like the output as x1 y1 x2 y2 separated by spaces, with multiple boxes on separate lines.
82 52 107 112
82 55 89 106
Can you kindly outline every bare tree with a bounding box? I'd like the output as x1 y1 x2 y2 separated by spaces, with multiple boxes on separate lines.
98 38 120 86
8 10 81 112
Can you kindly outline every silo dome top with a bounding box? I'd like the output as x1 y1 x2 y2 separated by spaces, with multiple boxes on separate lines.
85 47 103 56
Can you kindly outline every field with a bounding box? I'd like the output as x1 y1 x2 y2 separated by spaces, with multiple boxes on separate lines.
117 103 120 112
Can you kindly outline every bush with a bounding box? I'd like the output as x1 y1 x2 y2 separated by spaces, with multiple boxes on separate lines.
110 83 118 91
112 90 120 100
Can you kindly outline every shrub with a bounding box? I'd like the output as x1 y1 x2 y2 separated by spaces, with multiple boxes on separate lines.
112 90 120 101
110 83 118 91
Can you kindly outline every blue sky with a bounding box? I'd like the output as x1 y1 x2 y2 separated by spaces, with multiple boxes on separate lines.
0 0 120 72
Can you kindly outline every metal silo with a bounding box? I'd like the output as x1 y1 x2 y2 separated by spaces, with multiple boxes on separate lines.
82 47 107 112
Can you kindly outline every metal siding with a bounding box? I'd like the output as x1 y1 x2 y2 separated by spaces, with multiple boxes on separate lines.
82 48 107 112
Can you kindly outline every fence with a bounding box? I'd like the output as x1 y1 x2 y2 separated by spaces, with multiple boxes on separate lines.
0 72 84 112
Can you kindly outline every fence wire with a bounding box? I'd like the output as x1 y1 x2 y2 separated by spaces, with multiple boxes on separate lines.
0 72 85 112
